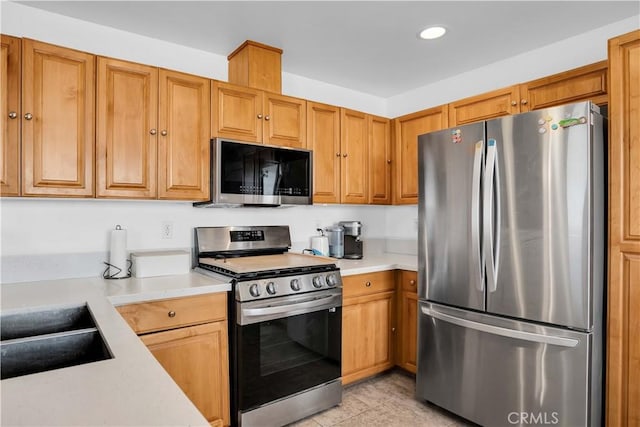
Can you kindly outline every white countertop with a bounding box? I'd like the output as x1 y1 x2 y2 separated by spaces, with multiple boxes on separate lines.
0 274 229 427
0 253 415 426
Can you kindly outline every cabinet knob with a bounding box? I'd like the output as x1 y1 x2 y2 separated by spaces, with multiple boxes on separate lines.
510 101 517 106
410 279 416 285
336 153 341 157
24 113 33 120
392 327 396 333
387 159 392 164
343 153 348 158
365 281 372 287
161 130 168 136
521 99 528 105
149 129 157 135
168 311 176 318
257 114 263 119
264 115 270 121
8 111 17 119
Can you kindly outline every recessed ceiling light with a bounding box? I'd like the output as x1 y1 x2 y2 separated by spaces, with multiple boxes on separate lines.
419 26 446 40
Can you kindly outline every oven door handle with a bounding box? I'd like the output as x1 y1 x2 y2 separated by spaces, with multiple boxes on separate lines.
242 294 340 318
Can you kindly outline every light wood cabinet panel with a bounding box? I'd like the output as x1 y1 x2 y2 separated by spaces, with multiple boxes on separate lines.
343 270 395 298
393 105 448 204
227 40 282 94
520 61 608 112
607 29 640 427
141 321 230 426
1 35 20 196
212 81 306 149
157 69 210 200
342 290 395 385
116 293 226 334
21 39 95 197
96 57 157 198
307 101 340 203
397 270 418 374
212 81 262 142
263 93 306 148
368 115 391 204
448 85 520 126
340 108 368 204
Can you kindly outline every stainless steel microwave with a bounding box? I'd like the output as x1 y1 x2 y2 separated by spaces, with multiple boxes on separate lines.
194 138 313 207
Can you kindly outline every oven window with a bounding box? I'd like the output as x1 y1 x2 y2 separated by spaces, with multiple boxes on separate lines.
236 307 341 411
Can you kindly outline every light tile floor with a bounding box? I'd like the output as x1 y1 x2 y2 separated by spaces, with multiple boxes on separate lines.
288 370 475 427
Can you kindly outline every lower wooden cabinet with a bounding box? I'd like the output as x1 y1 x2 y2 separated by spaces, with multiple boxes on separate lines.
117 293 230 426
396 270 418 373
342 271 396 384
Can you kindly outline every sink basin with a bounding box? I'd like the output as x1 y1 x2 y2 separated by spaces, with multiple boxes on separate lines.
0 304 113 380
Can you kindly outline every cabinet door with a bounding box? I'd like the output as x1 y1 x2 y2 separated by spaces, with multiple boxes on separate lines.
398 270 418 374
141 321 230 426
158 69 210 200
368 115 391 204
21 39 95 197
520 61 608 112
393 105 448 204
1 35 20 196
211 81 262 142
342 290 395 385
448 85 520 126
307 101 340 203
96 57 157 198
340 108 368 204
607 29 640 427
264 93 306 148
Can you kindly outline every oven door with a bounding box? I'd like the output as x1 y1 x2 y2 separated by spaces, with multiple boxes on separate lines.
235 289 342 413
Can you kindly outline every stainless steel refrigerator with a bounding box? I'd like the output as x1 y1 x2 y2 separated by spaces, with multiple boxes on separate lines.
416 101 605 427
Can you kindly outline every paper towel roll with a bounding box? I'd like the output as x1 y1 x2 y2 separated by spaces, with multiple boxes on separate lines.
109 225 128 278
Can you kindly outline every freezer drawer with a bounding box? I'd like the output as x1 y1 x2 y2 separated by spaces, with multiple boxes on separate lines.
416 302 601 427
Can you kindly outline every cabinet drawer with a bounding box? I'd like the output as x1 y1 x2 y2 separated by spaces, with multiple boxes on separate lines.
343 270 395 299
401 270 418 293
117 293 227 334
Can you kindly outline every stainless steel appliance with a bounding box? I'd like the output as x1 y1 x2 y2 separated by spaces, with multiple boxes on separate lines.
339 221 363 259
325 225 344 259
416 101 605 427
194 226 342 427
194 138 312 207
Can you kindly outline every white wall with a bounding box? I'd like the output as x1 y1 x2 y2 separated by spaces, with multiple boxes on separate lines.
387 15 640 117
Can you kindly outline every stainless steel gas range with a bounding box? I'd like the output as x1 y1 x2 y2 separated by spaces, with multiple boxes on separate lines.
194 226 343 427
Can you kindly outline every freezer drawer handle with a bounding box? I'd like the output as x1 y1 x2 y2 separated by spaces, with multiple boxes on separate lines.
421 306 579 348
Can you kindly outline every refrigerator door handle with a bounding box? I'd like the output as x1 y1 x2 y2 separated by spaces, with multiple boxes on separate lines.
420 306 579 348
471 140 485 292
483 139 500 292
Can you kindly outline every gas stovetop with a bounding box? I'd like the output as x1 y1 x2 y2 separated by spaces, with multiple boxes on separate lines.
194 226 343 302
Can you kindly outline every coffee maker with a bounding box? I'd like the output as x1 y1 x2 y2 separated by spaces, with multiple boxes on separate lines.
339 221 363 259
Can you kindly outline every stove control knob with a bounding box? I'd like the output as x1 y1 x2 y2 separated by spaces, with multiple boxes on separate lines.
312 276 323 288
326 273 338 287
290 278 301 291
266 282 277 295
249 283 261 298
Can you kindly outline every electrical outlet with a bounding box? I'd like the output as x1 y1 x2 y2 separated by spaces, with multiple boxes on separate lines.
161 221 173 239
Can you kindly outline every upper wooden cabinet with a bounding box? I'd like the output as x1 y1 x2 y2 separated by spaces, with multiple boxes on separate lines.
212 81 306 148
340 108 368 204
1 35 21 197
21 39 95 197
393 105 449 204
368 115 392 205
307 101 340 203
96 59 209 200
606 29 640 427
448 85 520 126
227 40 283 94
449 61 609 126
520 60 608 111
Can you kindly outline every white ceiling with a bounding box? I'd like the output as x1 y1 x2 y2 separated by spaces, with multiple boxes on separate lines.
16 1 640 97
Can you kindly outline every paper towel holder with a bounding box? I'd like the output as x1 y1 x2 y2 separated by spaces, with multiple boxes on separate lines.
103 225 132 279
